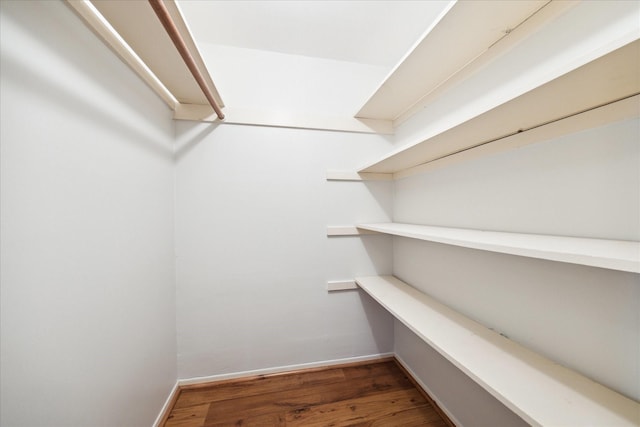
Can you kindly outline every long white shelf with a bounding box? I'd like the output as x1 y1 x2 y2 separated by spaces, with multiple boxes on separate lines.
356 275 640 427
359 39 640 176
356 0 552 122
356 223 640 273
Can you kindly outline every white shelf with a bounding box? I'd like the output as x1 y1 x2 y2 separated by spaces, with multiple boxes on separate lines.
393 94 639 180
356 0 552 121
356 275 640 427
359 39 640 176
356 223 640 273
69 0 224 110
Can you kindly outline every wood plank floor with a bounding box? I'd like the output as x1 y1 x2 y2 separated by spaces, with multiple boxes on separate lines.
163 359 451 427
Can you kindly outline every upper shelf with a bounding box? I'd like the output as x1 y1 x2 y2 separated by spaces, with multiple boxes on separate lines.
67 0 223 113
356 0 551 122
356 275 640 426
358 38 640 176
356 223 640 273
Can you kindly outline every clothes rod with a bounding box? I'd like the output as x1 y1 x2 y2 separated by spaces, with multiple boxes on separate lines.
148 0 225 120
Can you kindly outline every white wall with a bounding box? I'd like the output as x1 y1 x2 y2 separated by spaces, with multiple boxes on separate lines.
395 118 640 240
198 43 389 118
174 121 395 379
0 1 177 426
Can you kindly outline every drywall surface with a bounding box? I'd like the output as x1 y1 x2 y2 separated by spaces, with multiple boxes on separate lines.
174 121 394 379
395 118 640 240
391 120 640 403
197 43 389 118
179 1 451 68
0 1 177 426
394 321 528 427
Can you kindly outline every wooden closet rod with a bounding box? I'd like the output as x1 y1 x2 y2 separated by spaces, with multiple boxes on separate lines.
148 0 225 120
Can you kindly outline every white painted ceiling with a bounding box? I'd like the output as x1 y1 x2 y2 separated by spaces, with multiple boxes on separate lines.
177 0 452 67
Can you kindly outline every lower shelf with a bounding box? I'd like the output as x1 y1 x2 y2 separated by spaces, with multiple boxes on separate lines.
356 275 640 427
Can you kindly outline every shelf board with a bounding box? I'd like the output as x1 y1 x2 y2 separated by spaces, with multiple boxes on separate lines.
356 223 640 273
359 39 640 175
394 94 639 180
356 0 551 121
356 275 640 427
68 0 223 111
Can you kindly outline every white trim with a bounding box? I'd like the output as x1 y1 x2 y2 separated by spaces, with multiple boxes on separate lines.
174 104 393 134
394 354 462 427
326 171 393 181
177 353 394 387
327 226 380 236
152 381 180 427
327 280 358 291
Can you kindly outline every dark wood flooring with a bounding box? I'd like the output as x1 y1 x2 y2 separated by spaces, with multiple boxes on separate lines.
163 358 452 427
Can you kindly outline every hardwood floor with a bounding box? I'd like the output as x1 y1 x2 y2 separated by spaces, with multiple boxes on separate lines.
163 358 452 427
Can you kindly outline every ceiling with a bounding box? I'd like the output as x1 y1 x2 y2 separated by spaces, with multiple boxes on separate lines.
177 0 452 67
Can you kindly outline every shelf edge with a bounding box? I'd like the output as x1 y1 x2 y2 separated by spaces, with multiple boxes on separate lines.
357 223 640 273
393 94 640 180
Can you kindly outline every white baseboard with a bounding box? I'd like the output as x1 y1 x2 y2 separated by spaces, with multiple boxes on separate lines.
394 354 462 427
176 352 394 387
152 381 180 427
